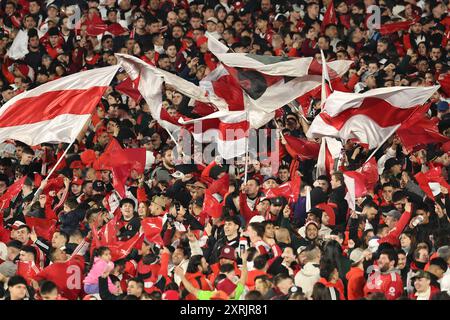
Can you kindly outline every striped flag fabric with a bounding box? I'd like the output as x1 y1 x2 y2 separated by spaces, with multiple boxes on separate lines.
205 33 353 115
116 53 229 131
396 104 449 153
180 110 249 160
0 65 120 146
316 137 343 177
343 171 368 211
307 86 440 149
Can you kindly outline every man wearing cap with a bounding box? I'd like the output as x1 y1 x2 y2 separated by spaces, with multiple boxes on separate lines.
437 100 449 119
294 245 321 299
45 27 63 59
409 270 440 300
378 202 412 248
70 160 83 178
346 248 367 300
209 245 241 283
206 16 220 39
116 198 141 241
262 176 279 190
70 177 84 198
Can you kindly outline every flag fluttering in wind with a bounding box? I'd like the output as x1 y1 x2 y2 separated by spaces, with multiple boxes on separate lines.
0 65 120 145
180 110 249 160
307 86 440 149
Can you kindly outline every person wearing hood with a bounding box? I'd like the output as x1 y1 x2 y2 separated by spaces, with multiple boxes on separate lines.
298 220 320 247
298 208 330 239
294 245 321 299
346 248 367 300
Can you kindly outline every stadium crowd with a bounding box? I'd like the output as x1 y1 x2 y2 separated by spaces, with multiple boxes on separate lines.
1 0 450 301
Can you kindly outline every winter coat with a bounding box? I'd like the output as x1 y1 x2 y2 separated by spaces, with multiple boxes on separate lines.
294 262 320 299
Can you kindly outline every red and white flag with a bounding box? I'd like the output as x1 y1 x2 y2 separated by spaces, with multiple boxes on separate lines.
415 166 450 200
321 0 338 31
180 110 249 160
307 86 440 149
0 176 26 210
397 104 449 153
116 53 228 131
206 33 353 118
316 137 343 177
0 66 119 146
343 171 368 211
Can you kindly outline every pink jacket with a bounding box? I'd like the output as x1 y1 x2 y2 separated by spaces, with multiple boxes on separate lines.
83 257 117 294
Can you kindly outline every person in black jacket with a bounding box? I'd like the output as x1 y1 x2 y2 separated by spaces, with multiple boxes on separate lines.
329 172 348 227
98 273 126 300
59 197 86 235
205 215 241 264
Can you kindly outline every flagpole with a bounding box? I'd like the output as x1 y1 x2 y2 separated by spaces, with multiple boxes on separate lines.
243 110 250 184
364 124 401 163
29 115 93 205
30 139 77 204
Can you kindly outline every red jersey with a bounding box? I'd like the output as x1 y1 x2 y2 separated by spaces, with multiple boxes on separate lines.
363 270 403 300
33 255 85 300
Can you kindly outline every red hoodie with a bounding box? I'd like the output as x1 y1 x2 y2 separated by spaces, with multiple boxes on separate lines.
346 267 365 300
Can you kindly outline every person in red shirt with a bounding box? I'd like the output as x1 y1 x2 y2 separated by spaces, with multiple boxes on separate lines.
32 245 87 300
346 248 367 300
363 248 404 300
182 254 212 300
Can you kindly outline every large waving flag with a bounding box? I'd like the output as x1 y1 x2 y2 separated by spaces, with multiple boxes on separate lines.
180 110 249 160
307 86 440 149
397 104 449 153
116 53 228 131
206 33 353 116
0 65 119 145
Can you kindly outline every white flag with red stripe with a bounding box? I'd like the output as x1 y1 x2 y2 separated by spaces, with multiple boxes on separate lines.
205 33 353 116
0 65 119 145
116 53 228 131
307 86 440 149
180 110 249 159
343 171 368 211
316 137 343 177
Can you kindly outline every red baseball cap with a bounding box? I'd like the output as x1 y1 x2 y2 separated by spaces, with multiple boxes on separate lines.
71 177 84 185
